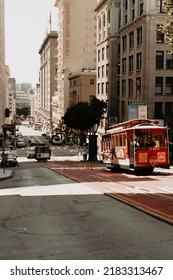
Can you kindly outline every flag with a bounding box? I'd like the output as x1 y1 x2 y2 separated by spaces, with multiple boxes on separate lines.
49 12 52 29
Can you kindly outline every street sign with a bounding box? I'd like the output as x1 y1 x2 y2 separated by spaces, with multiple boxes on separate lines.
128 101 147 106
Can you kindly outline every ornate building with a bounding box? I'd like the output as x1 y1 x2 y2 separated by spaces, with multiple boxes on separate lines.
95 0 121 130
119 0 173 122
0 0 6 127
53 0 97 127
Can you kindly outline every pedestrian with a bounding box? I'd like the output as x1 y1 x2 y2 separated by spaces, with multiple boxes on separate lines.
83 143 89 161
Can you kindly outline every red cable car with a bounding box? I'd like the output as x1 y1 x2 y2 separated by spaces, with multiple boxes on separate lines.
101 119 170 174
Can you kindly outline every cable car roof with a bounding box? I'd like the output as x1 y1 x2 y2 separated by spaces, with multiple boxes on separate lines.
103 122 168 136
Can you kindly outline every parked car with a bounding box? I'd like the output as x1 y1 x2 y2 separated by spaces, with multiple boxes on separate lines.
1 153 18 167
50 134 64 145
16 132 22 137
28 138 38 146
26 146 36 159
16 137 26 148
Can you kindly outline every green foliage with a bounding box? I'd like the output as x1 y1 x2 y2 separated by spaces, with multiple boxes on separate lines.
90 96 107 126
160 0 173 52
62 97 107 132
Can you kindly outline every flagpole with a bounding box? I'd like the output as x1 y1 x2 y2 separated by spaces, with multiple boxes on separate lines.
49 12 52 32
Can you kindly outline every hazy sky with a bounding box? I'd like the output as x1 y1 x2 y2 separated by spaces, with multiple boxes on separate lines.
5 0 58 87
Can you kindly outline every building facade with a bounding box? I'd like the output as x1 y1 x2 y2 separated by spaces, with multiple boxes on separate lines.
53 0 97 125
8 77 16 119
119 0 173 122
68 70 96 106
95 0 121 130
0 0 6 127
5 66 10 108
15 90 30 116
38 31 58 131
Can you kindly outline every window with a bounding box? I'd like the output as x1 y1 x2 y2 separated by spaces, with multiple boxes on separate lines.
129 55 133 72
102 83 104 94
107 9 110 35
122 80 126 95
122 58 126 73
155 77 163 94
106 82 109 94
98 67 100 78
119 134 123 146
166 52 173 69
98 83 100 95
129 31 134 49
102 48 105 60
121 101 125 118
156 25 164 43
137 27 142 45
136 52 142 70
90 79 94 85
139 3 144 15
156 51 164 69
132 9 135 21
106 45 109 59
73 80 77 86
128 79 133 95
125 0 128 10
123 134 126 146
107 9 110 24
103 13 106 38
154 102 163 118
98 18 101 41
106 64 109 76
165 102 173 117
136 77 141 94
157 0 166 13
124 14 127 25
98 50 100 62
166 77 173 94
122 35 127 51
102 65 104 77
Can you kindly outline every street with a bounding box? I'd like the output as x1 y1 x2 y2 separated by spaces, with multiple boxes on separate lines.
0 125 173 260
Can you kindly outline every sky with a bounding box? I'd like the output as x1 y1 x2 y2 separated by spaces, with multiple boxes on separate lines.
5 0 58 87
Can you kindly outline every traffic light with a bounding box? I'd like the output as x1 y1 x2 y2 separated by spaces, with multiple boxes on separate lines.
5 108 10 118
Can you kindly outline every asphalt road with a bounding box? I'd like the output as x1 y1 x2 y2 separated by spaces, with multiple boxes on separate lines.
0 161 173 260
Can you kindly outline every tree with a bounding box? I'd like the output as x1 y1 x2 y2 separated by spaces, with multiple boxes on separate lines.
62 97 107 161
63 102 94 131
160 0 173 52
63 97 107 133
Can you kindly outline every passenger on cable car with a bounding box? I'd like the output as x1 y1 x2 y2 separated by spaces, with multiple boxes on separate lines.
132 136 141 147
151 136 160 149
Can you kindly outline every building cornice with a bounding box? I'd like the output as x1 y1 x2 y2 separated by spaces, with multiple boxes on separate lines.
38 31 57 54
68 71 96 80
94 0 108 12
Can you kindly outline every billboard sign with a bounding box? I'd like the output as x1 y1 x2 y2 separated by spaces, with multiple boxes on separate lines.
128 101 147 120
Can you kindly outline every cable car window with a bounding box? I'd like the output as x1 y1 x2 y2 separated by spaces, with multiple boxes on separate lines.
116 135 119 146
119 134 123 146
